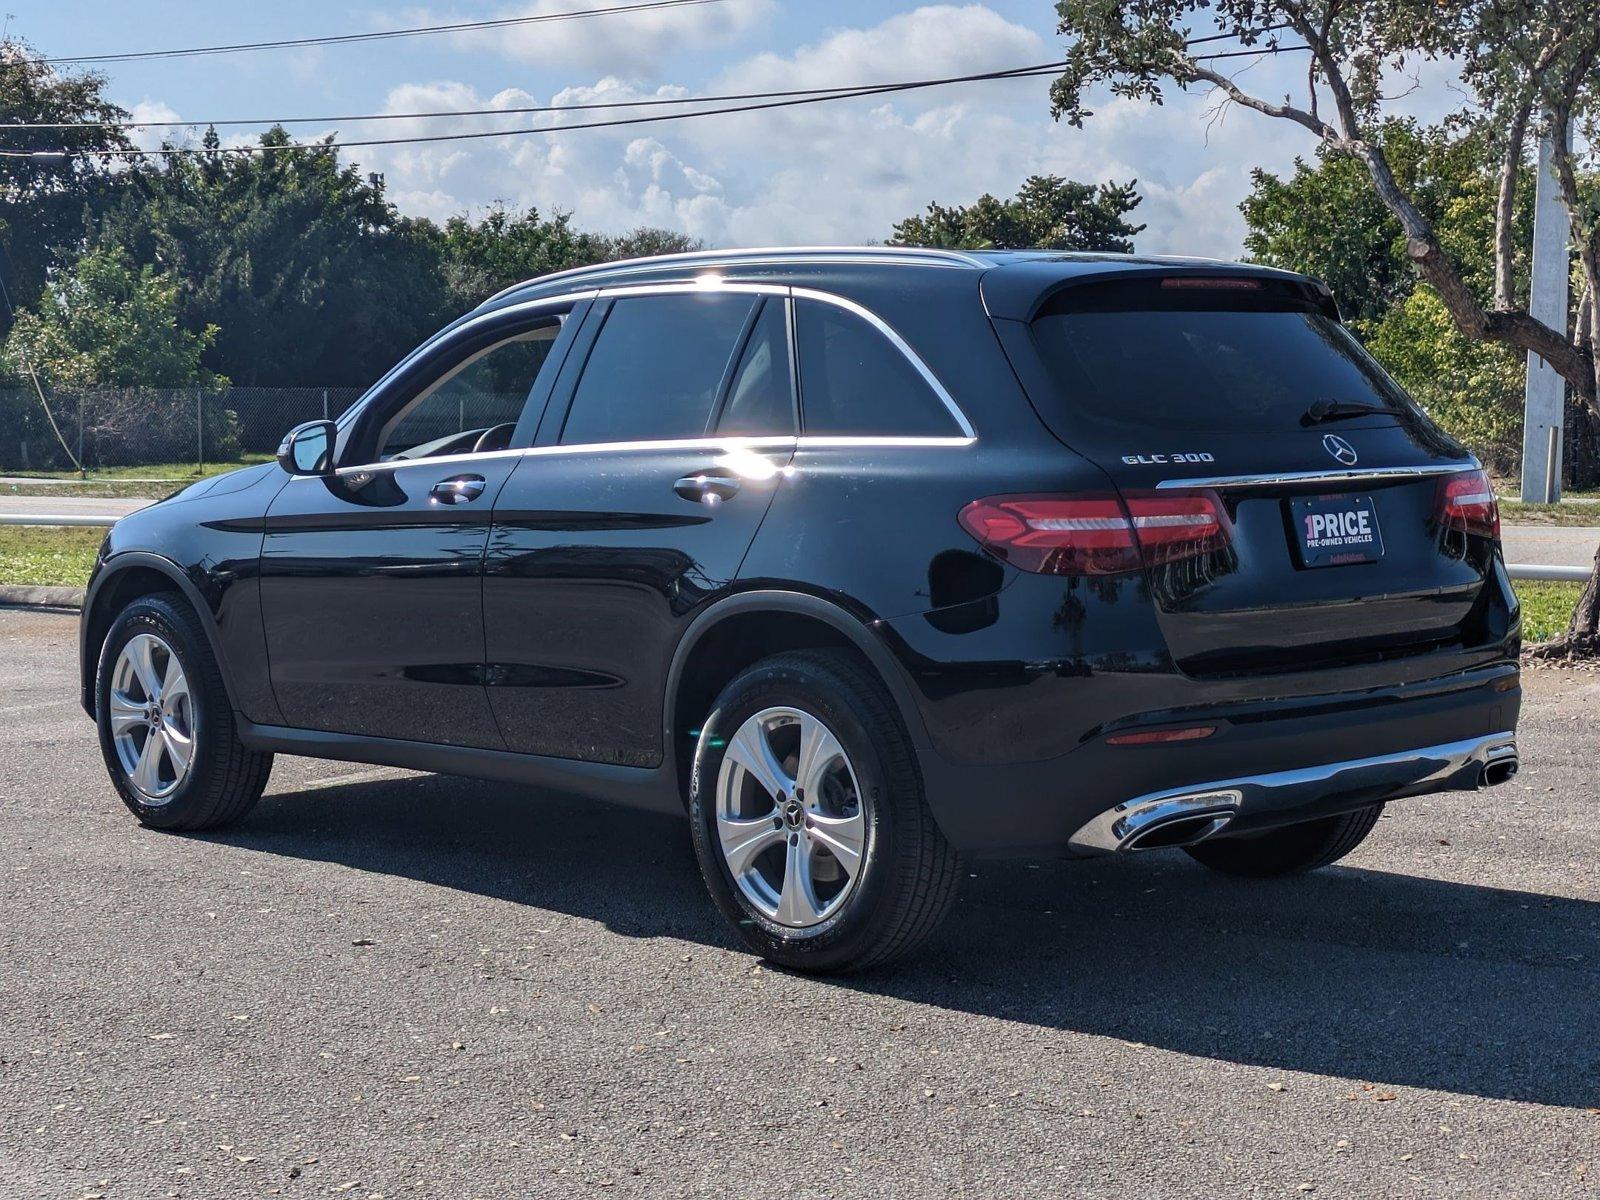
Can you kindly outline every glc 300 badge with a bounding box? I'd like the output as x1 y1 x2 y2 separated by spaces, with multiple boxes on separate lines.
1322 434 1359 466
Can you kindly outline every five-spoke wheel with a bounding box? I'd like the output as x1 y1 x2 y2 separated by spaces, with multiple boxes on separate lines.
689 650 963 972
107 632 195 802
716 706 867 928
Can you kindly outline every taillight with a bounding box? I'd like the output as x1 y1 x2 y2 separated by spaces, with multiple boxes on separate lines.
957 491 1229 576
1436 469 1499 541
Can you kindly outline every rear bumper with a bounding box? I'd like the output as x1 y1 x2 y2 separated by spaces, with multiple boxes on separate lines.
905 661 1520 855
1066 730 1517 855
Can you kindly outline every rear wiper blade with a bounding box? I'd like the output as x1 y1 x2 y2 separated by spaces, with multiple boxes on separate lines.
1301 399 1394 426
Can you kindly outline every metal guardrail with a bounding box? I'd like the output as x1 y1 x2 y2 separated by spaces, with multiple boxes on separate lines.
0 514 124 527
0 513 1590 583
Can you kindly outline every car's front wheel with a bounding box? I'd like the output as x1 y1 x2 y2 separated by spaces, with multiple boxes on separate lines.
96 593 273 831
688 650 962 972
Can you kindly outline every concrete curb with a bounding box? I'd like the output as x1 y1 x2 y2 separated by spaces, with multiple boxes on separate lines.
0 584 85 610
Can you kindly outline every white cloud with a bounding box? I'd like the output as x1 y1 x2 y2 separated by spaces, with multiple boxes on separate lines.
345 4 1461 261
399 0 774 73
127 100 183 153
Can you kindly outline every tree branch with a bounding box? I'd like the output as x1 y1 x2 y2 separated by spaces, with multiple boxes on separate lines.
1494 98 1531 311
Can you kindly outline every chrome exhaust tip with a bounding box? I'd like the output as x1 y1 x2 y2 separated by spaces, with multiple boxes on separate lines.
1481 757 1519 787
1479 742 1519 788
1121 812 1233 851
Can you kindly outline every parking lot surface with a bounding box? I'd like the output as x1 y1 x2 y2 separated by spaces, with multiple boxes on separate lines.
0 607 1596 1198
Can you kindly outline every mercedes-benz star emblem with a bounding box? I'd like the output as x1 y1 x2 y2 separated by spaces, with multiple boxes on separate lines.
1322 434 1359 466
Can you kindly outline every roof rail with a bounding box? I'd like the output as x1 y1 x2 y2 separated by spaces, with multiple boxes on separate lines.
482 245 987 306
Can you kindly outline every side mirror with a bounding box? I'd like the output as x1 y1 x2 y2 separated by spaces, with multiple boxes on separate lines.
277 420 336 477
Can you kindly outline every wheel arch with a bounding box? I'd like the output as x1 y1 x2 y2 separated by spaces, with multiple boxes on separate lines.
663 590 930 802
79 552 237 718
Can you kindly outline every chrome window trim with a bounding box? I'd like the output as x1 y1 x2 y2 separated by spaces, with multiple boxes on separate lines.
328 433 974 479
798 435 975 449
1156 463 1478 490
336 278 978 472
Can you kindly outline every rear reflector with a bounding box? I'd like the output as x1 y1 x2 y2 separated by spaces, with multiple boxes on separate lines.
1436 469 1499 541
958 491 1230 576
1106 725 1217 746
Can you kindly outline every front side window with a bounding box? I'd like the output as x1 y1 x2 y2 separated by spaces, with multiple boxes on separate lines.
794 298 960 437
380 321 563 460
561 293 757 444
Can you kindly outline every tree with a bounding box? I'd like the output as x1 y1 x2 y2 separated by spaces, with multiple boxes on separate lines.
0 40 133 330
599 226 705 261
1243 120 1534 470
1 246 216 388
422 205 607 315
889 175 1144 251
90 127 449 389
1051 0 1600 654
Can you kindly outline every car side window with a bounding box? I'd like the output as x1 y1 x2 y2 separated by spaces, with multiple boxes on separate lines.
714 299 795 436
380 320 563 460
793 298 960 437
561 293 757 444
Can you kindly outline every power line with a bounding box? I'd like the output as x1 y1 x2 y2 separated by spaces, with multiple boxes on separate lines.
1 32 1308 136
1 61 1070 159
20 0 727 66
5 74 1064 132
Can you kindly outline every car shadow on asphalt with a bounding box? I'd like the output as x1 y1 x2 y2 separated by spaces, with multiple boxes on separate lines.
204 771 1600 1110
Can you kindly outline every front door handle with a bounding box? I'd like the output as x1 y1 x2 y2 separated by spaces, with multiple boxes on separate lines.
431 475 486 504
673 471 741 504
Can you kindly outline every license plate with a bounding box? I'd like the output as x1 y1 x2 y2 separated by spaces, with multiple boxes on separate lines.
1291 494 1384 568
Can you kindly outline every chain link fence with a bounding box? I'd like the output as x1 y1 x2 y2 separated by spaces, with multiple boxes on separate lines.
0 387 364 475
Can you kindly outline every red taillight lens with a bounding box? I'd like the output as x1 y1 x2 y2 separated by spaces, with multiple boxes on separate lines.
1437 469 1499 541
958 491 1229 576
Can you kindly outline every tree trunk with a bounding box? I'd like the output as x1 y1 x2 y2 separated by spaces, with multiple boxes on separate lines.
1531 540 1600 659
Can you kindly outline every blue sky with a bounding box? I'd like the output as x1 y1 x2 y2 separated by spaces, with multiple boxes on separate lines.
13 2 1460 256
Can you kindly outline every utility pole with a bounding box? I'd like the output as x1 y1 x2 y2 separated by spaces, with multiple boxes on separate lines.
1520 118 1573 504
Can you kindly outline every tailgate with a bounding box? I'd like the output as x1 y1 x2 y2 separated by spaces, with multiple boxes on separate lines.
993 271 1499 676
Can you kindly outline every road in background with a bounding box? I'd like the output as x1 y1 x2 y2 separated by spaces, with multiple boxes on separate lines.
1 608 1596 1197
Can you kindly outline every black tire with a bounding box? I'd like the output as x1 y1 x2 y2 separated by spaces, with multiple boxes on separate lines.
1183 804 1384 878
95 593 273 831
688 649 962 972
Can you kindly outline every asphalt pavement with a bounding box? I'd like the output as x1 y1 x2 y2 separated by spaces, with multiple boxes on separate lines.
0 608 1598 1198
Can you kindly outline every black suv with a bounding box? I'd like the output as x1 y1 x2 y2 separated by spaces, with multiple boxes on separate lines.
81 247 1521 971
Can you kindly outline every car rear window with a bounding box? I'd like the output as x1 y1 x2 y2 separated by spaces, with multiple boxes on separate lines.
1028 280 1420 435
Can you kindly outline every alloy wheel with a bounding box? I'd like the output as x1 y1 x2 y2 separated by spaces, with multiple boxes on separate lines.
108 633 195 803
714 706 867 928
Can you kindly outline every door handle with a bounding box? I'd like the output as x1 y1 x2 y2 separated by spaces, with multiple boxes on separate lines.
430 475 486 504
673 471 741 504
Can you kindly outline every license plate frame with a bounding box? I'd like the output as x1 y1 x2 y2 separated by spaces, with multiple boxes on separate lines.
1290 494 1384 568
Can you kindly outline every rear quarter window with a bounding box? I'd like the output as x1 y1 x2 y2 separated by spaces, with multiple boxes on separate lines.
795 298 961 437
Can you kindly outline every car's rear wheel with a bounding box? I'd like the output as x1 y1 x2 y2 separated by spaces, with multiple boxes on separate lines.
96 594 273 831
688 649 961 972
1183 804 1384 877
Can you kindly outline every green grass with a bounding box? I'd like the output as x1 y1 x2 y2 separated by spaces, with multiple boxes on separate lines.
3 454 272 482
0 524 1584 642
1514 580 1584 643
2 456 273 500
1499 501 1600 528
0 526 105 588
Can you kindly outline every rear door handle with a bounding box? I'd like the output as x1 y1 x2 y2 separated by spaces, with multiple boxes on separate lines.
431 475 486 504
673 471 741 504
